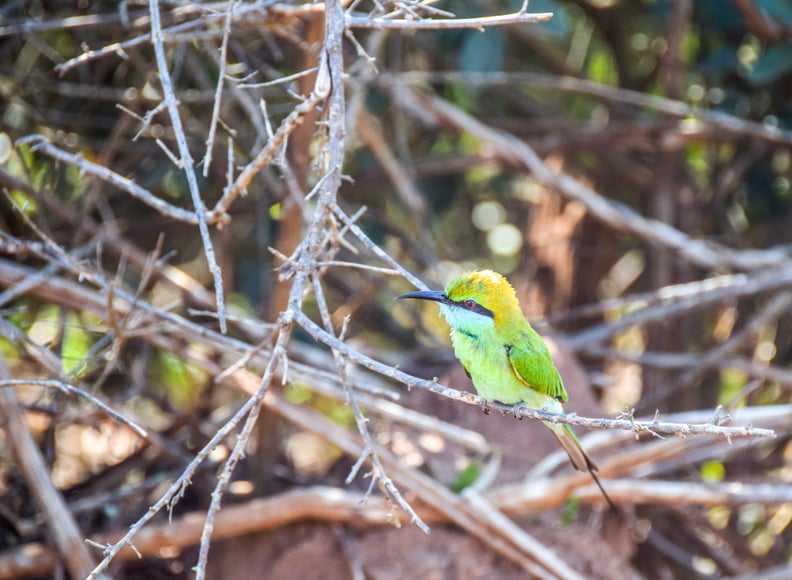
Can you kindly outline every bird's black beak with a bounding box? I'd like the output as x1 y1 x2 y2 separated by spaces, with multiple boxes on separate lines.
397 290 449 304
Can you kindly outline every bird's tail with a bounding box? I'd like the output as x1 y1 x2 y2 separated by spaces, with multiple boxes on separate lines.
552 423 617 512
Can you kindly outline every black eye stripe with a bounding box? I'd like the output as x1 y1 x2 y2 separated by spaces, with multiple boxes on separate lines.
455 298 494 319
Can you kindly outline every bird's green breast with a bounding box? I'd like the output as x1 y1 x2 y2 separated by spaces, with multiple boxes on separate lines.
449 327 559 410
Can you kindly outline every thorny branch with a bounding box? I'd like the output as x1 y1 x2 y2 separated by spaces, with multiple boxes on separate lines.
148 0 227 333
2 1 791 578
295 311 775 440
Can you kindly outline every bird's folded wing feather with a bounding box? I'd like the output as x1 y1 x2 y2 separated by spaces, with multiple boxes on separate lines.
506 343 569 402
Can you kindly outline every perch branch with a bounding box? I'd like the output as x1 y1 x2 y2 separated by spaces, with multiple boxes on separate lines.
295 311 776 439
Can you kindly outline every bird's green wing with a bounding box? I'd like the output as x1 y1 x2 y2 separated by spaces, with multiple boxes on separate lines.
506 341 569 402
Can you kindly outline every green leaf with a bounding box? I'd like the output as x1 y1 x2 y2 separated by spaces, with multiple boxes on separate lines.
746 41 792 86
451 459 481 493
560 496 580 526
701 460 725 483
62 314 91 377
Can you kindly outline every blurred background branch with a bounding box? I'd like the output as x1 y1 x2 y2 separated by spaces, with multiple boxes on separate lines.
1 1 792 578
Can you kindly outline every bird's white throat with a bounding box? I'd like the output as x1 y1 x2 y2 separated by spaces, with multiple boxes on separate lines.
439 303 495 333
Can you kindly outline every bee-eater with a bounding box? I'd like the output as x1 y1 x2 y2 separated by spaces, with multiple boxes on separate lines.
399 269 614 509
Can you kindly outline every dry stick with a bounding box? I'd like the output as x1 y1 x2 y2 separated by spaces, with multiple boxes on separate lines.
201 0 236 177
148 0 227 333
345 9 553 29
16 135 199 224
85 322 291 580
294 311 776 439
0 9 150 37
0 358 105 580
0 379 147 438
394 87 790 271
5 474 792 580
52 1 279 75
667 291 792 405
201 41 268 153
547 271 750 324
381 71 792 148
311 273 429 532
496 478 792 513
567 265 792 350
560 419 784 485
211 91 325 220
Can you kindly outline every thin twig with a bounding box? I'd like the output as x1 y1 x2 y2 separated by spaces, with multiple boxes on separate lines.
148 0 227 333
346 9 553 30
391 87 791 271
16 136 198 224
0 379 147 438
211 91 325 219
202 0 236 177
193 326 292 580
311 272 429 532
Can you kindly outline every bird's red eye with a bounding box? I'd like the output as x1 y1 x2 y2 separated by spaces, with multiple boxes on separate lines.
464 299 476 309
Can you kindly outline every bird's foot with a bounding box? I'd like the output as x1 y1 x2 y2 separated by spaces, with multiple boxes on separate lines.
511 403 523 419
480 399 491 415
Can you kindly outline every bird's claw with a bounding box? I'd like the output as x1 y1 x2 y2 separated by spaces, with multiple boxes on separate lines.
480 399 491 415
511 403 523 419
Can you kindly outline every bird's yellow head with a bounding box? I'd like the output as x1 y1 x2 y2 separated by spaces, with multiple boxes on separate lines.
398 270 522 330
445 270 521 322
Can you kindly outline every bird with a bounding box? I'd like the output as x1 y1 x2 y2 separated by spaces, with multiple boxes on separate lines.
398 269 615 510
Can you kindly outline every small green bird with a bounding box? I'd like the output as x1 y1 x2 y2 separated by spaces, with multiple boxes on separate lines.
399 269 614 509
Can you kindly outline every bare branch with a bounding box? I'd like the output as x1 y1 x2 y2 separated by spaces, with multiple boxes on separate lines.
201 0 236 177
16 135 199 223
0 358 103 580
211 91 325 220
346 9 553 30
0 379 147 438
148 0 227 333
390 87 791 271
380 71 792 147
